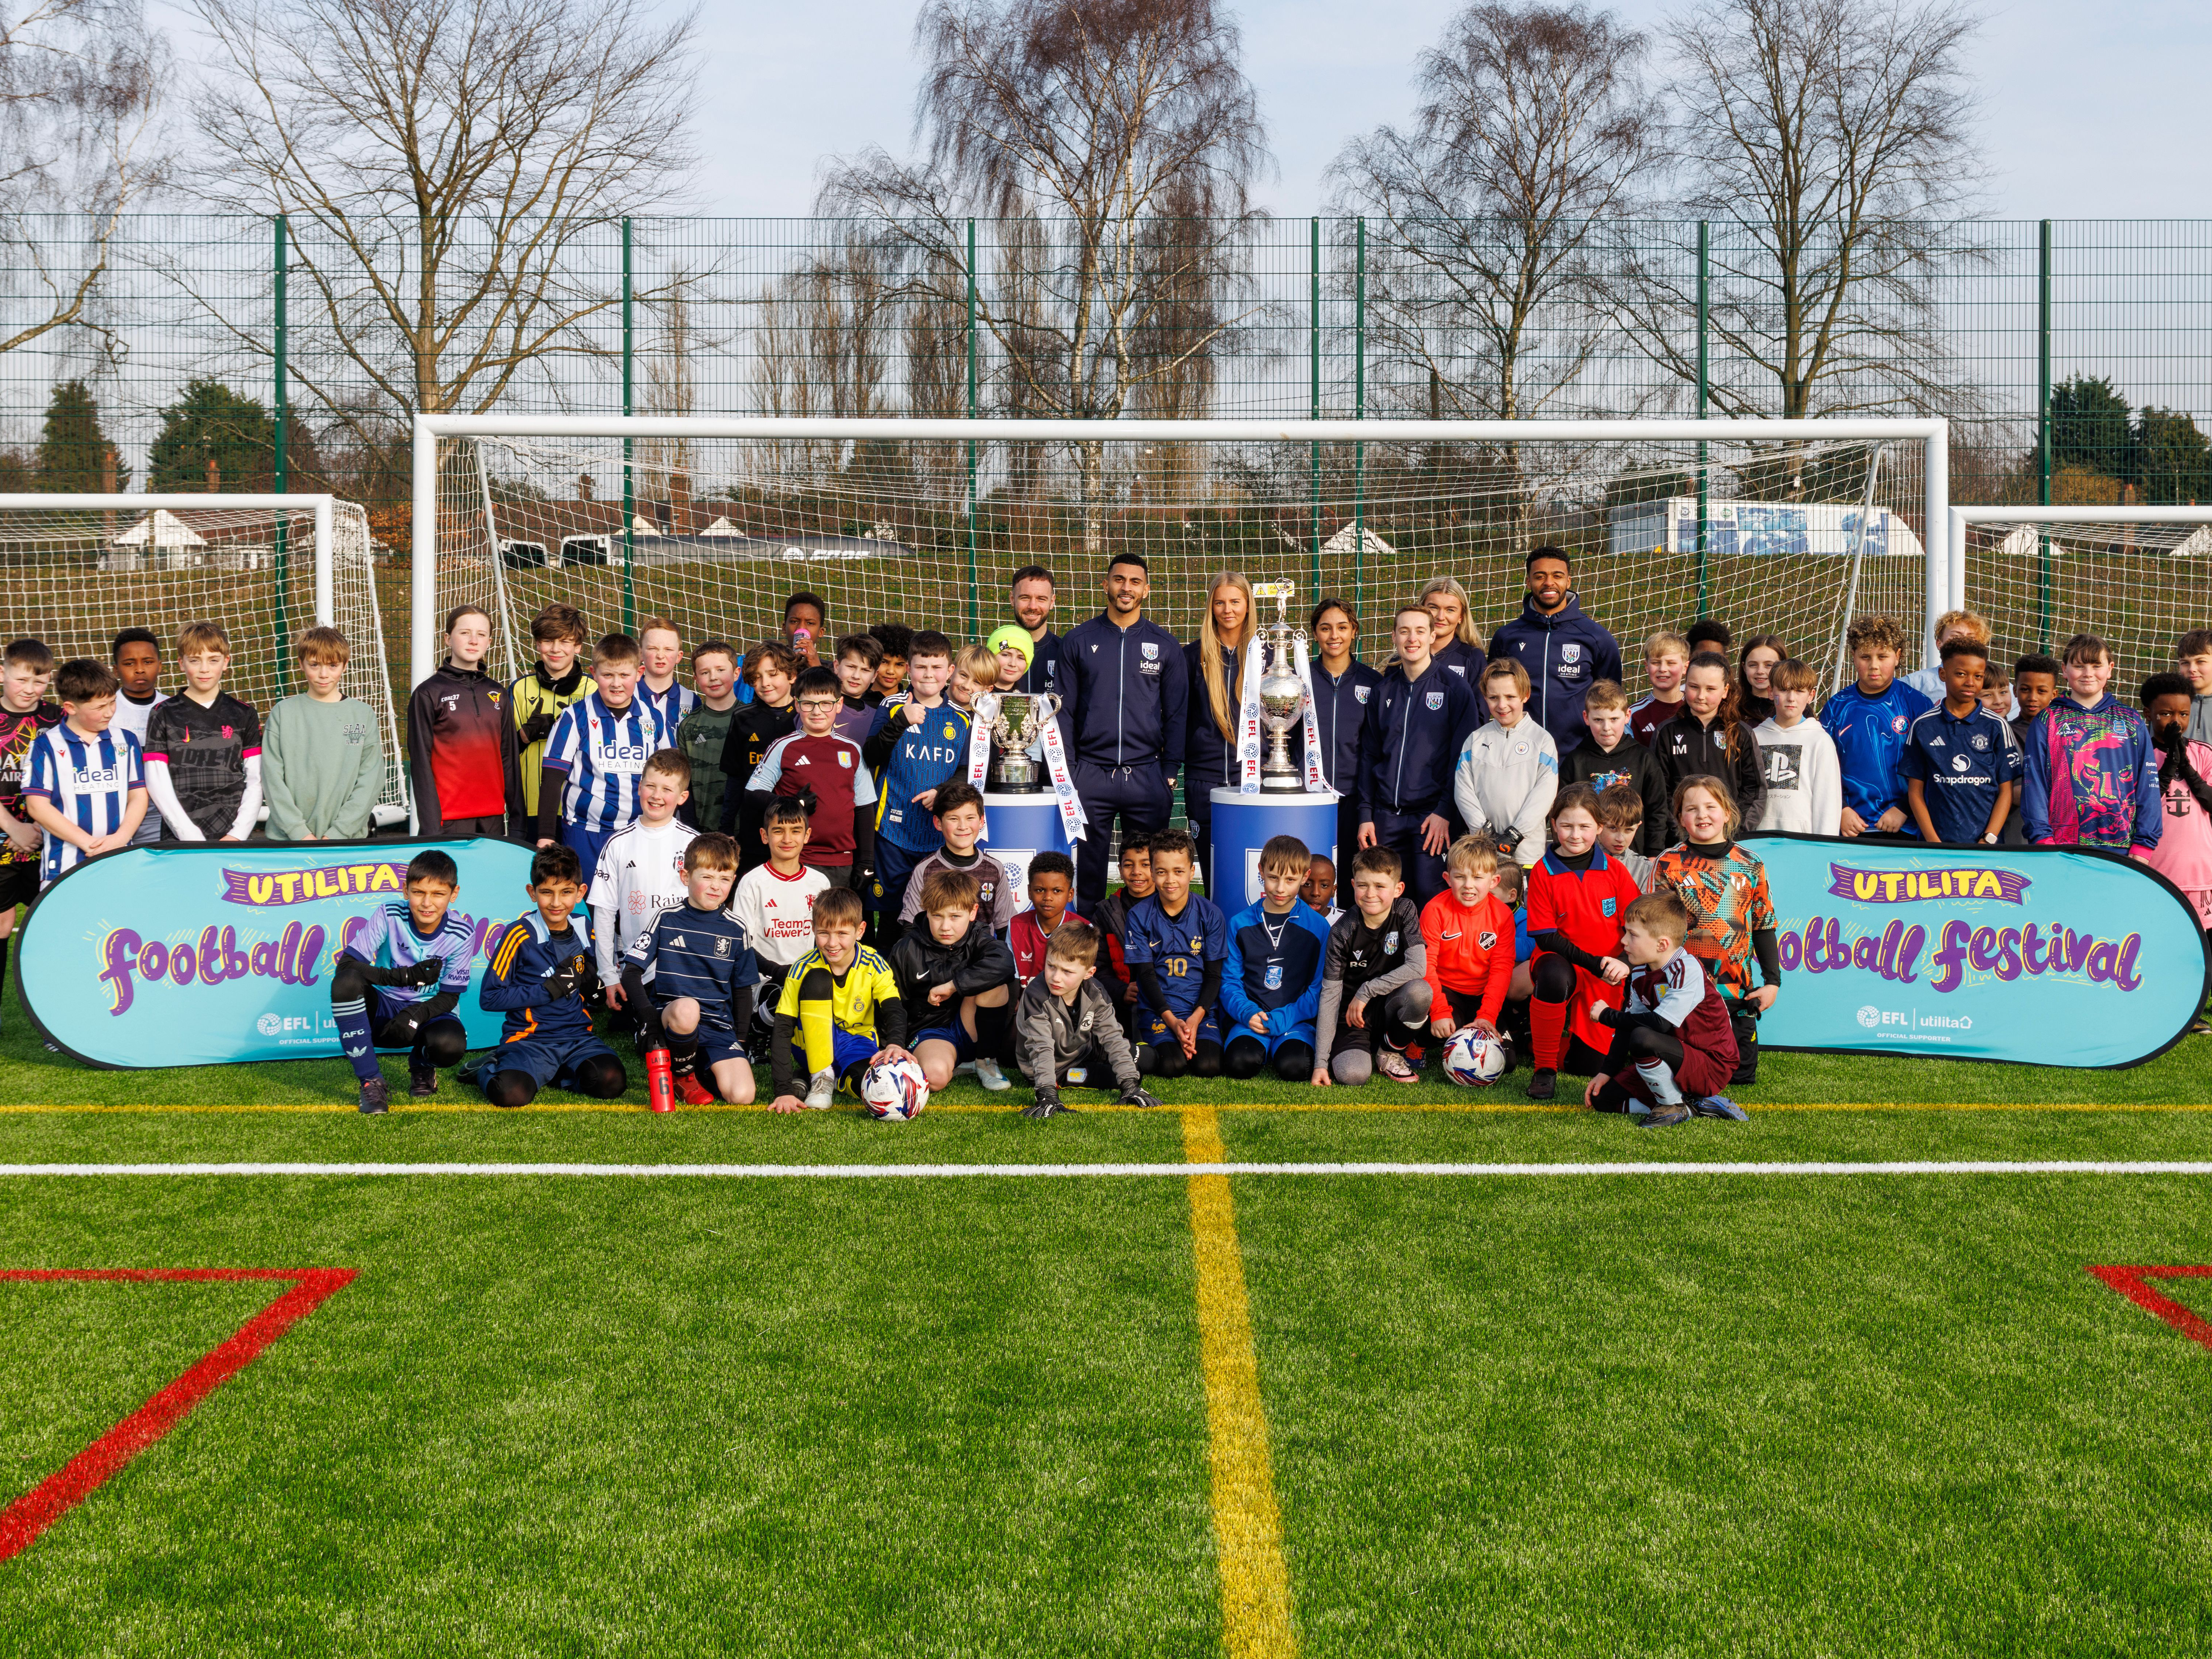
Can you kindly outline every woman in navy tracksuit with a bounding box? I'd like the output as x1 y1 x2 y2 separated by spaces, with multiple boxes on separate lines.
1310 598 1382 873
1184 572 1256 890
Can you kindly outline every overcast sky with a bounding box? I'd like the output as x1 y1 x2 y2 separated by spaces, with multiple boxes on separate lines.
685 0 2205 222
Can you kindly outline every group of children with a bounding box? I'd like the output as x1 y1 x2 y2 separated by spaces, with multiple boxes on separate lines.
1 575 2205 1109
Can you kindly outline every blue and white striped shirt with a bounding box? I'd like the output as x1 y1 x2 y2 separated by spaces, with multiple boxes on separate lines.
24 724 145 885
542 692 669 832
638 679 696 731
340 901 477 1006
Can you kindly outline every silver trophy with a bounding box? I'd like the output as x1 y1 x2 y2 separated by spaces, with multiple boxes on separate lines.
974 690 1062 793
1252 581 1306 792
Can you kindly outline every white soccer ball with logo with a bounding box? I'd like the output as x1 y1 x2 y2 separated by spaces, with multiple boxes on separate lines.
860 1054 930 1121
1443 1028 1510 1087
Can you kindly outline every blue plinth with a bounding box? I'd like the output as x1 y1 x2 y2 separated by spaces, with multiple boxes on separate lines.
977 792 1077 913
1207 788 1338 908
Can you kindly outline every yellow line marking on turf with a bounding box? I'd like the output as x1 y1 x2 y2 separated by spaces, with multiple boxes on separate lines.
1182 1105 1298 1659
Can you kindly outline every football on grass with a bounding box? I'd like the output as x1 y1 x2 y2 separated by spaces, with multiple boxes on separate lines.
860 1055 930 1121
1443 1028 1509 1087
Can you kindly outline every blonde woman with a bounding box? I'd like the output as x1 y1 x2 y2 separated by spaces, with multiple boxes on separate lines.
1419 575 1488 685
1183 570 1256 888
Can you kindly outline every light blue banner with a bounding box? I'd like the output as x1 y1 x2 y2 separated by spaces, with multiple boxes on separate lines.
19 839 537 1069
1748 833 2209 1068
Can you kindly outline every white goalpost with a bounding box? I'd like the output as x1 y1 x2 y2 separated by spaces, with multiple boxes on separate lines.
1952 504 2212 690
409 416 1952 696
0 492 412 827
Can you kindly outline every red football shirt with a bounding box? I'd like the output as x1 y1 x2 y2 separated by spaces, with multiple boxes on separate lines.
1528 847 1645 1052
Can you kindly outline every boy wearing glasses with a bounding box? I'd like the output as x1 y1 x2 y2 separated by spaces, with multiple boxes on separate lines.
743 666 878 890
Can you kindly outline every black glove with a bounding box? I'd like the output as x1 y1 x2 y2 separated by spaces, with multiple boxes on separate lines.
542 963 579 1003
1118 1085 1162 1110
400 956 445 987
1022 1088 1066 1120
569 954 601 1001
519 710 558 746
382 1004 427 1043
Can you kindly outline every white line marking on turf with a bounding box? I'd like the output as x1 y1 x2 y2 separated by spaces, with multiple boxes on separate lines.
3 1161 2212 1179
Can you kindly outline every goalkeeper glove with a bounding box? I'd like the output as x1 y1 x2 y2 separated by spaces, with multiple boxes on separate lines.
519 710 558 746
382 1005 427 1044
570 954 601 1001
400 957 445 987
542 964 579 1003
1021 1088 1065 1120
1118 1085 1162 1110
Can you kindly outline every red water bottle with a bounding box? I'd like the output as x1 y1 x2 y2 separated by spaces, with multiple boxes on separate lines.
645 1047 675 1114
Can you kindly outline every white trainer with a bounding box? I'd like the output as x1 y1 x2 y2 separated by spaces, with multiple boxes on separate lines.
974 1057 1010 1092
804 1069 837 1110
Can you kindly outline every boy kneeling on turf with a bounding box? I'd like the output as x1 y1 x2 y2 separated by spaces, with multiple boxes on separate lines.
1220 834 1332 1083
1583 891 1743 1127
889 865 1019 1093
621 832 760 1105
768 884 910 1112
332 849 476 1114
1016 921 1158 1118
474 845 627 1108
1311 846 1431 1086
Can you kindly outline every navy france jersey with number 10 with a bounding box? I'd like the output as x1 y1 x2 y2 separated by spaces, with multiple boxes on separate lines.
1121 892 1229 1019
624 903 760 1034
873 700 972 852
543 693 668 831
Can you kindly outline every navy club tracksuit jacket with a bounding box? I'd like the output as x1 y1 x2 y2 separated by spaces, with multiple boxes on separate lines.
1059 613 1188 774
1487 595 1622 757
1356 659 1480 824
1016 628 1065 697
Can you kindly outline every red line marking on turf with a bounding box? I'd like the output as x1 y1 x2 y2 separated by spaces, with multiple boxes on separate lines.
0 1267 356 1563
2086 1265 2212 1353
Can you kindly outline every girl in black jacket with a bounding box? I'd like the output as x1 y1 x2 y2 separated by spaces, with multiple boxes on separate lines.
1651 652 1765 843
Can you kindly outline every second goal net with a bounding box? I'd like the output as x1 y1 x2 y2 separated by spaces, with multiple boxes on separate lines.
416 418 1948 702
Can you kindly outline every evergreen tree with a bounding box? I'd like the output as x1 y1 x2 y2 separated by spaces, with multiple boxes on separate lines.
147 379 277 493
2048 374 2133 479
36 380 128 491
2132 407 2212 505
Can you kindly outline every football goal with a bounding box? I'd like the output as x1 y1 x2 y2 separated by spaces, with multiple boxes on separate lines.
1953 505 2212 689
410 417 1951 698
0 493 411 827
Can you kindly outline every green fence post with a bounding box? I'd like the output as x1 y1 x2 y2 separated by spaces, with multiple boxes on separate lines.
272 213 290 693
966 217 979 637
2038 218 2053 649
1353 216 1366 623
1696 220 1709 619
621 216 635 634
1309 216 1322 592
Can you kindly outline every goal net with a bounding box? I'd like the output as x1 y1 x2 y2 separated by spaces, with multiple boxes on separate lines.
0 494 411 827
419 418 1946 703
1957 507 2212 691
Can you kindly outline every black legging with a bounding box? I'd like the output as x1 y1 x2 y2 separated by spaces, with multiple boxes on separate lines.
329 959 468 1069
1139 1039 1223 1078
482 1053 627 1109
1223 1035 1315 1082
1530 953 1577 1004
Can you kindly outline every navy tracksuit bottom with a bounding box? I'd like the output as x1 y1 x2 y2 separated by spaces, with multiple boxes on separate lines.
1073 761 1173 913
1367 803 1450 908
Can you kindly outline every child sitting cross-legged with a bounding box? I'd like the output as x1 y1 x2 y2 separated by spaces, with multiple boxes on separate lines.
473 845 627 1109
1310 845 1431 1086
888 865 1019 1093
768 885 910 1112
1123 829 1229 1078
1220 834 1333 1083
1583 890 1744 1127
1419 835 1516 1067
620 832 759 1105
1015 921 1158 1119
328 849 475 1113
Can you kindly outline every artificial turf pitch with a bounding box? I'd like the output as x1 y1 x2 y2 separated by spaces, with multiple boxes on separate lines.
3 986 2211 1655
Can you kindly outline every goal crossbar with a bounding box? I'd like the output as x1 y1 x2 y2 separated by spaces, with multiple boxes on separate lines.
409 415 1952 689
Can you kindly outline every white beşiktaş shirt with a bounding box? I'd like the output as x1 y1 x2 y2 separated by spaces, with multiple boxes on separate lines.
588 814 696 983
727 860 832 970
1451 717 1559 869
1751 716 1844 835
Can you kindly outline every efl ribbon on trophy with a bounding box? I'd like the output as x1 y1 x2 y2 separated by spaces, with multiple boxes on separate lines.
1293 649 1335 795
966 693 996 791
1236 631 1268 794
1036 712 1086 843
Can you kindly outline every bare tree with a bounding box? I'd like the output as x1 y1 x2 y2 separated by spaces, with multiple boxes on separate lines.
0 0 167 357
184 0 698 435
1331 3 1656 423
820 0 1271 538
1625 0 1985 428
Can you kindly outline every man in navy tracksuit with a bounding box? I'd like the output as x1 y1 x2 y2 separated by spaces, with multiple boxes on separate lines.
1357 603 1479 906
1009 564 1066 696
1487 546 1621 758
1059 553 1189 912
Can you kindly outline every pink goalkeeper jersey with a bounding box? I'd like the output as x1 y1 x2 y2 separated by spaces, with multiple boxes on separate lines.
2135 740 2212 928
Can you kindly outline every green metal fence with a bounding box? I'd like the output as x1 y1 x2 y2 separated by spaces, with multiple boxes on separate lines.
6 214 2211 527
